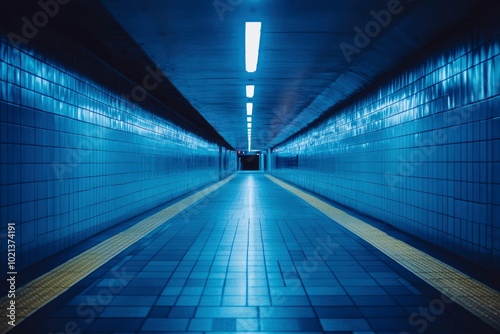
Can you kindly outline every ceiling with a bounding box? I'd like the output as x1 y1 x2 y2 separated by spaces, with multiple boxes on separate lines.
98 0 489 151
2 0 490 151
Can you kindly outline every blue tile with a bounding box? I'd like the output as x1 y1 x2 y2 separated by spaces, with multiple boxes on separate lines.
199 295 222 306
168 307 196 318
222 295 246 306
195 307 258 318
148 306 171 318
352 296 398 306
110 296 157 306
309 296 353 306
89 318 143 331
162 287 183 296
176 295 201 306
248 295 271 306
236 318 260 331
212 318 236 331
314 306 363 318
271 295 311 306
188 318 213 331
155 296 178 306
259 307 316 318
141 318 189 332
260 318 322 331
320 318 371 331
181 287 204 295
344 286 388 296
367 317 415 331
359 306 409 317
101 306 150 317
305 287 346 296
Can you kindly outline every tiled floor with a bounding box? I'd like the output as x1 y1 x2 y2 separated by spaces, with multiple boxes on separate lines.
9 172 498 334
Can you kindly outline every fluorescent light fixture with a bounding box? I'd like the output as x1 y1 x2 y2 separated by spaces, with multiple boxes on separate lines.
246 85 255 98
245 22 262 72
246 103 253 115
247 117 252 122
247 123 252 128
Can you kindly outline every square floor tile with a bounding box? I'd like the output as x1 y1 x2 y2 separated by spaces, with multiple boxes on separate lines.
320 318 371 331
141 318 189 331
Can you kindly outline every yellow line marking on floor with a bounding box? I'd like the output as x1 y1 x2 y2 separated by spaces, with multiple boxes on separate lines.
0 174 235 333
266 174 500 331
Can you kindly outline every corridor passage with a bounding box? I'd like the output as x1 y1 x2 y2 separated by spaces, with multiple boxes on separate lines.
8 173 497 334
2 1 500 333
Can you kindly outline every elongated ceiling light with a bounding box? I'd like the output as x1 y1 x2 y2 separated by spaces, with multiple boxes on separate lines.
246 103 253 116
246 85 255 98
245 22 262 72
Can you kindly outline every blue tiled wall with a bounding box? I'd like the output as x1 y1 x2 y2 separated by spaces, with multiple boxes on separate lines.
0 37 236 274
270 20 500 269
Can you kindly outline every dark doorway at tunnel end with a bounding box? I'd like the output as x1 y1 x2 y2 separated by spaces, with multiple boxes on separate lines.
238 153 260 171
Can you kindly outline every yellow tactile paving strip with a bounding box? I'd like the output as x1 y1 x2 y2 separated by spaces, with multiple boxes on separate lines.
266 174 500 331
0 175 235 333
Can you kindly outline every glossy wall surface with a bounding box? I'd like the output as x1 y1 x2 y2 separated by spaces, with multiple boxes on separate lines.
0 36 235 275
270 17 500 269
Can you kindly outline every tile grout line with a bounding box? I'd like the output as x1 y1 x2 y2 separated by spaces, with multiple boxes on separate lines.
0 175 236 334
266 174 500 332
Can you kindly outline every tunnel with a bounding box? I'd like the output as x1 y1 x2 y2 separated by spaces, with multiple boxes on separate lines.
0 0 499 333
